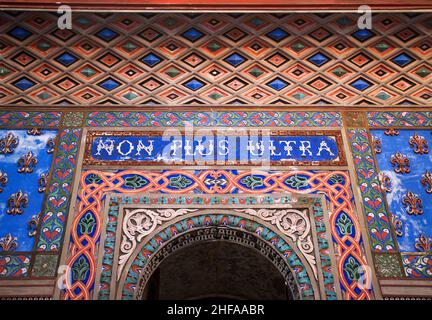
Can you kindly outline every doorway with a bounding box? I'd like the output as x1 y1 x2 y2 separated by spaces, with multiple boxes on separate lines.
142 240 291 300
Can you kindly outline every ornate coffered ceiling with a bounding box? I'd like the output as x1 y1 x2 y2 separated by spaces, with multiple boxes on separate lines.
0 12 431 107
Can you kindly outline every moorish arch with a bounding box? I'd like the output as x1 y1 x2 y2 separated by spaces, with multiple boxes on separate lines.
64 169 369 300
116 211 321 300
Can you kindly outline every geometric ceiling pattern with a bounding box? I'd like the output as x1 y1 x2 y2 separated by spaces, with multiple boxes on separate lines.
0 12 431 106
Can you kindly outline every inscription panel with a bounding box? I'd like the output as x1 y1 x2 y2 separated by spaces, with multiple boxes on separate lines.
84 130 346 166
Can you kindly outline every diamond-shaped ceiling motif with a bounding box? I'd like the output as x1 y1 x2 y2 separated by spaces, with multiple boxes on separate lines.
97 77 122 91
181 27 205 43
96 52 121 69
139 77 165 92
390 53 415 67
223 53 247 67
12 77 36 91
264 52 290 68
1 12 430 106
32 63 60 80
182 77 207 91
54 52 79 67
223 28 248 43
266 77 289 91
140 52 164 68
223 76 249 92
350 77 374 92
139 28 163 43
307 52 331 67
96 28 119 42
181 52 207 68
351 29 376 43
266 27 289 43
308 27 333 43
7 27 32 41
11 51 36 67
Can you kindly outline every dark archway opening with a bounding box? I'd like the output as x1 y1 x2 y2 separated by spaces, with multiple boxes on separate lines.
143 240 291 300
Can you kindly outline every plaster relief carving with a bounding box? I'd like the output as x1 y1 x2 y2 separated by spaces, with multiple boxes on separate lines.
235 208 316 277
118 208 199 279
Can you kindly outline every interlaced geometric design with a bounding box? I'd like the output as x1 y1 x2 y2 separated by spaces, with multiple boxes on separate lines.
64 169 371 300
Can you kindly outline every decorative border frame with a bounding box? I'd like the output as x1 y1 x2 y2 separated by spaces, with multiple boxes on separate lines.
85 111 342 128
63 168 372 300
83 129 347 167
94 194 339 300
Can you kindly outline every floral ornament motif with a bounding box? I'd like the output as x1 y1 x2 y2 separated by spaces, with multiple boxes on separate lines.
392 215 403 237
0 233 18 251
78 213 96 235
415 234 432 253
46 138 55 154
384 128 400 136
409 132 429 155
124 175 149 189
6 190 28 215
38 172 48 193
0 170 8 193
402 191 423 216
373 137 382 154
27 128 41 136
72 256 90 282
375 254 404 278
168 175 193 189
344 257 361 281
62 112 84 127
239 175 264 189
336 212 354 236
421 170 432 194
379 172 392 193
329 174 345 184
284 175 309 189
0 132 19 154
85 173 102 185
390 152 410 174
28 214 40 237
17 151 38 173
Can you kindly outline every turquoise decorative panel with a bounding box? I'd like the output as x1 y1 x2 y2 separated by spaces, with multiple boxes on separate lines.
0 129 57 252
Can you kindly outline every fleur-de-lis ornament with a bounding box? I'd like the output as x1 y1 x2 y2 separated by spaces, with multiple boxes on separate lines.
17 151 38 173
46 138 54 154
28 214 40 237
390 152 410 174
402 191 423 216
415 234 431 253
7 190 28 215
421 170 432 194
409 132 429 154
0 132 19 154
38 172 48 193
384 128 399 136
373 137 382 154
379 172 392 193
27 128 41 136
392 215 403 237
0 170 7 193
0 233 18 251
